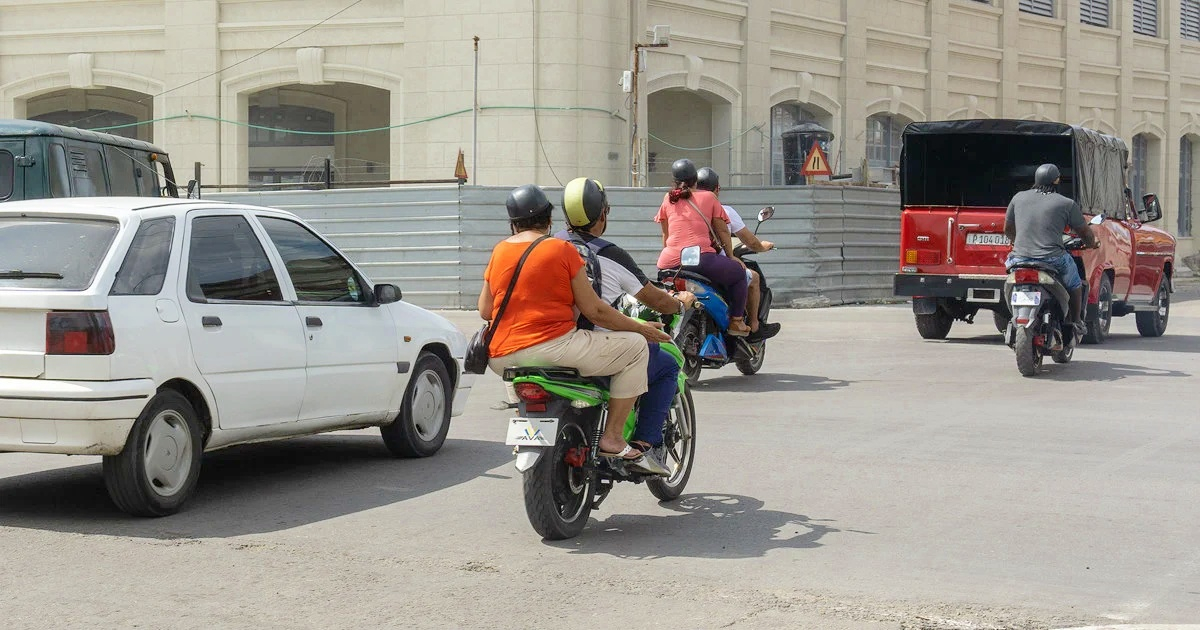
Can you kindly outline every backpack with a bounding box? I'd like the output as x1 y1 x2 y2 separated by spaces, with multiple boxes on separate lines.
553 229 614 330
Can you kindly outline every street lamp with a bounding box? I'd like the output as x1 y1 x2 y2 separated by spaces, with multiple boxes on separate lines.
626 25 670 187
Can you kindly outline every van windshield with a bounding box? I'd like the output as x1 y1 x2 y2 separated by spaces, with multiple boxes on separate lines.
0 216 119 289
902 134 1075 208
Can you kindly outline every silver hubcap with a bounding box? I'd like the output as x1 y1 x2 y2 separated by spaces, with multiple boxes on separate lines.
143 410 193 497
1158 286 1169 317
410 369 446 441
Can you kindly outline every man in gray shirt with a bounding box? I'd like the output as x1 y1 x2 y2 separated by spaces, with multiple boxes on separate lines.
1003 163 1099 336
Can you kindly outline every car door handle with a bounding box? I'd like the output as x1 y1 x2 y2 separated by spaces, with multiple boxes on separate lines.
201 316 222 328
306 316 323 328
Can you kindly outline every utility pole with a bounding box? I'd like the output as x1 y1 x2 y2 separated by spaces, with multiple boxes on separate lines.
628 26 670 187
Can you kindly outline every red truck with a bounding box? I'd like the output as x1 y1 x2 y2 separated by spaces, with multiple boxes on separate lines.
893 120 1176 342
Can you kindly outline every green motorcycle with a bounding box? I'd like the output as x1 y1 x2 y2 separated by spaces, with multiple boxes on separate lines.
502 303 697 540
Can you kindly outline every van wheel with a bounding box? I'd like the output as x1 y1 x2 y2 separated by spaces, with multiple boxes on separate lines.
1136 279 1170 338
1083 275 1113 345
102 390 203 517
915 310 953 340
381 352 451 457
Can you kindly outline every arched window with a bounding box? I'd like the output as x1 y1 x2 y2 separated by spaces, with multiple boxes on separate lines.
248 104 335 148
1131 134 1151 205
1181 136 1194 237
866 114 907 168
770 103 832 185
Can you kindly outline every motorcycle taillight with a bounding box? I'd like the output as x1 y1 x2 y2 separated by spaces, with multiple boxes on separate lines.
514 382 551 403
1013 268 1041 284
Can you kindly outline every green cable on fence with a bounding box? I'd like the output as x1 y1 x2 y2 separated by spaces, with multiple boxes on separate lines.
647 123 765 152
88 105 626 134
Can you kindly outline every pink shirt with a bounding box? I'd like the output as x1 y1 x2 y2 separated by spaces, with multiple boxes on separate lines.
654 189 729 268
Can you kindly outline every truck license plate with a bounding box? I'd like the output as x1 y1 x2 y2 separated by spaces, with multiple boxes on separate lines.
505 418 558 446
966 233 1010 246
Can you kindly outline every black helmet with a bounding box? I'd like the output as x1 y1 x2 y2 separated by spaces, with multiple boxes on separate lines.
1034 164 1060 187
505 184 553 221
562 177 608 228
671 158 698 184
696 167 719 192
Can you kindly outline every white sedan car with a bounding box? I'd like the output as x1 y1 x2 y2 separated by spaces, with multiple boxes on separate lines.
0 197 474 516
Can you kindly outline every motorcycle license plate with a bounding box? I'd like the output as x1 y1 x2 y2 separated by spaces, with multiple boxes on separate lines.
1010 291 1041 306
505 418 558 446
966 233 1010 246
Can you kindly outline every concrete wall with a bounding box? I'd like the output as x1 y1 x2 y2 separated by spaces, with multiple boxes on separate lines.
210 184 900 309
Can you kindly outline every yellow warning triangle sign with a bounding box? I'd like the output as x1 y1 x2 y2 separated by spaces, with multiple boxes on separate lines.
800 141 832 176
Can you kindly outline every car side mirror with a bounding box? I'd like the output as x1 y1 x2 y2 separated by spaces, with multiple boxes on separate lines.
374 283 402 304
680 245 701 267
1088 214 1103 226
1142 193 1162 223
757 206 776 223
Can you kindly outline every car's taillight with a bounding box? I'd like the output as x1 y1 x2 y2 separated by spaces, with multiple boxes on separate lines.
1013 268 1041 284
46 311 115 355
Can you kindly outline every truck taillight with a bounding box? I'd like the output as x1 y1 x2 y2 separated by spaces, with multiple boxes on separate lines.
905 249 940 265
46 312 115 355
905 249 918 264
1013 269 1041 284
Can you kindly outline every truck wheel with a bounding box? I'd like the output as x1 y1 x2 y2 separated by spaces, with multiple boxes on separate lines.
1135 278 1170 338
992 310 1010 334
1014 327 1042 377
1083 275 1113 345
915 310 953 340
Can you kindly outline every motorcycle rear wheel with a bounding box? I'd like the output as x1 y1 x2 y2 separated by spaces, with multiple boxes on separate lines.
1014 327 1042 377
678 318 704 385
735 339 766 375
647 388 696 502
522 421 593 540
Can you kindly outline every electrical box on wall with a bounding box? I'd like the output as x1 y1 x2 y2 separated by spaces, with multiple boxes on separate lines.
652 24 670 45
620 70 633 93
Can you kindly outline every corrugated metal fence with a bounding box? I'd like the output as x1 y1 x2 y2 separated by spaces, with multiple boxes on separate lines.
210 185 901 309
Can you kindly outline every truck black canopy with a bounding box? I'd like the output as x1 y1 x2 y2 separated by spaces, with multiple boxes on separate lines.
900 119 1127 214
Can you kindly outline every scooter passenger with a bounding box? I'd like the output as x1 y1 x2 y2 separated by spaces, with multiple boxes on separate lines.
655 158 752 336
480 184 671 462
556 177 695 473
1002 164 1100 339
695 167 782 342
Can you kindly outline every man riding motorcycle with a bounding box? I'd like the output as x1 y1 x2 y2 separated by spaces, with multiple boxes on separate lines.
695 167 782 341
1003 163 1100 338
556 177 695 473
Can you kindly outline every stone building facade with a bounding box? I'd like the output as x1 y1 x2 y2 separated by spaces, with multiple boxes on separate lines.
1 0 1198 253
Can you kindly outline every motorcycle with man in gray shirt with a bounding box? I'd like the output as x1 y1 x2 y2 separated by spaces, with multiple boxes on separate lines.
1002 163 1102 376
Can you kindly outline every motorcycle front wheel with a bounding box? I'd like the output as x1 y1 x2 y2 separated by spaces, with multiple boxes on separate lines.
1014 327 1042 377
647 388 696 502
522 420 593 540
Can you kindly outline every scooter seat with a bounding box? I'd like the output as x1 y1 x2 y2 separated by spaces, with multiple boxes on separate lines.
658 268 717 287
502 366 610 389
1007 261 1060 275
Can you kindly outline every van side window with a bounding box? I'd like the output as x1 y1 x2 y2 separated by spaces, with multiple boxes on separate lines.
0 151 13 200
84 147 110 195
111 217 175 296
141 159 164 197
104 146 139 196
48 144 70 197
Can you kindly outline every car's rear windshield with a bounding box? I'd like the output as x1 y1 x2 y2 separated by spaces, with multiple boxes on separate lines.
0 216 120 290
902 134 1075 207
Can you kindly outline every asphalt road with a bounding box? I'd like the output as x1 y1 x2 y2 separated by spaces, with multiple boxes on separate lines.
2 291 1199 629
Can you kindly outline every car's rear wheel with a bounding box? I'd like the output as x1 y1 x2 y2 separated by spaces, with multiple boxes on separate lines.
381 351 451 457
103 390 203 517
915 309 953 340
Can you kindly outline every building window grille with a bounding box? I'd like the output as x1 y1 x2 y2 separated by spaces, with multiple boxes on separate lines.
1019 0 1054 17
1133 0 1158 36
866 115 905 169
1181 137 1194 237
1183 0 1200 40
1080 0 1109 27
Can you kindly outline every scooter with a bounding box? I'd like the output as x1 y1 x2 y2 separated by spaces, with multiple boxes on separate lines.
1003 215 1102 376
659 206 776 384
501 314 696 540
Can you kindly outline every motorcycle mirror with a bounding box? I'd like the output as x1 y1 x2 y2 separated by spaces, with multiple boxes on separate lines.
680 245 702 267
1088 214 1103 226
757 206 775 223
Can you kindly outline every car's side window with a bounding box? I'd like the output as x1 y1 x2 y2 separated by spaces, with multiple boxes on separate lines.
258 216 367 303
186 215 283 303
111 217 175 296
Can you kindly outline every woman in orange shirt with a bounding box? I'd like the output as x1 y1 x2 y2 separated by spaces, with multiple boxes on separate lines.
479 185 671 461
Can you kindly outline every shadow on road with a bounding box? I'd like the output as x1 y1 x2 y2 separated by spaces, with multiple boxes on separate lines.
1094 333 1200 354
1034 360 1190 381
547 493 867 559
0 435 507 539
696 372 852 393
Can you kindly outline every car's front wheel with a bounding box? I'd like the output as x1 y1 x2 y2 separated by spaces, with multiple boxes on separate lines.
381 351 452 457
103 390 204 517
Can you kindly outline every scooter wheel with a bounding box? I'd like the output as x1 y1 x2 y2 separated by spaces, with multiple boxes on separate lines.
1014 327 1042 377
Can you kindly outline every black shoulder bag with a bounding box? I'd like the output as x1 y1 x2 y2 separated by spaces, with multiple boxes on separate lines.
464 236 549 374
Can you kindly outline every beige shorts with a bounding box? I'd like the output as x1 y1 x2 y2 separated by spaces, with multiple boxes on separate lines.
489 329 649 399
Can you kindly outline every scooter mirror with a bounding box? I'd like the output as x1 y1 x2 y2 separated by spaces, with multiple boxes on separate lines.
680 245 702 267
757 206 776 223
1088 214 1103 226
